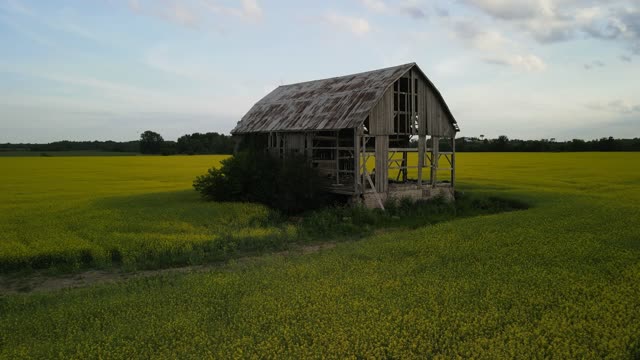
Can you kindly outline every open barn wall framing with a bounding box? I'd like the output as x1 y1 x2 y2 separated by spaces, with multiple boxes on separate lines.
232 63 459 209
357 67 457 208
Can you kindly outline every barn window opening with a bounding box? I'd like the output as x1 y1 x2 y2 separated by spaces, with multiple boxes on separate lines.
393 74 419 137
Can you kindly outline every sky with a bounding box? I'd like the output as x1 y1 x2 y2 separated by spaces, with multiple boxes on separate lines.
0 0 639 143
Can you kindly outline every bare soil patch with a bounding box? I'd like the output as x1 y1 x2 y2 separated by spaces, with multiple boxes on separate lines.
0 242 337 295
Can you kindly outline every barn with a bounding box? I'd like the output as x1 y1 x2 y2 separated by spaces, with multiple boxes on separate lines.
231 63 460 209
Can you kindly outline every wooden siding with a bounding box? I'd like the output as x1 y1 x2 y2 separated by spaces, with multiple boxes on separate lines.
375 135 389 193
284 133 305 153
369 87 394 136
366 68 455 137
421 79 456 137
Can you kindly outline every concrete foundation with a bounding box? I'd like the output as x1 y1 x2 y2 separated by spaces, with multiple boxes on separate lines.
358 183 454 209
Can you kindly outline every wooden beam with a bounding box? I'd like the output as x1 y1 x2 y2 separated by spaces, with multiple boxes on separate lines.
375 135 388 193
451 137 456 188
431 136 439 186
306 133 313 159
335 130 340 185
365 172 384 210
362 136 369 192
411 70 416 135
354 128 361 195
402 151 408 182
417 135 425 186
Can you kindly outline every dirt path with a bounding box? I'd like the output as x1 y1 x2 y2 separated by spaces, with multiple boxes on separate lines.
0 243 337 295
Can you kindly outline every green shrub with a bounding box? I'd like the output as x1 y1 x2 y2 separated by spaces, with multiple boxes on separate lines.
194 151 329 214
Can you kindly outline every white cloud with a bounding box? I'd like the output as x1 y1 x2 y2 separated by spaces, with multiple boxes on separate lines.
126 0 200 28
451 20 547 71
0 62 253 117
587 99 640 114
361 0 387 12
202 0 263 22
400 0 427 19
0 0 102 44
128 0 141 12
459 0 640 54
461 0 550 20
165 2 200 27
484 54 547 71
360 0 429 20
124 0 263 29
322 12 371 36
241 0 262 21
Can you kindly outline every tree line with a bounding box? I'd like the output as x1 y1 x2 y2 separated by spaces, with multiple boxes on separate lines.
3 132 639 155
0 131 236 155
408 135 640 152
453 136 640 152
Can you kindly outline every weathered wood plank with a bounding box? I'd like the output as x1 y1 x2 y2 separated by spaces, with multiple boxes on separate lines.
417 135 425 186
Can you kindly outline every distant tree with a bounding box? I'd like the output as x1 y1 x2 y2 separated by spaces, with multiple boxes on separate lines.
597 136 617 151
568 139 587 151
493 135 510 151
140 130 165 154
176 132 235 155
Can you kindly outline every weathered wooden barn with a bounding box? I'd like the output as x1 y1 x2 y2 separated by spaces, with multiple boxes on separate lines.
231 63 460 208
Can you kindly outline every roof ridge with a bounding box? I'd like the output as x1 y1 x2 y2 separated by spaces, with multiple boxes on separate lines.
277 62 415 88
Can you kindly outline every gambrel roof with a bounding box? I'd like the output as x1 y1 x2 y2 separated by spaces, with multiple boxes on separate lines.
231 63 458 134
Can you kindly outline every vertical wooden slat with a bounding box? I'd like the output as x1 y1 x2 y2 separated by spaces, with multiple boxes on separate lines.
410 71 415 134
335 130 340 184
368 86 393 136
354 128 360 194
419 76 426 136
402 151 408 182
431 136 439 186
306 133 313 159
362 136 368 191
417 135 425 186
375 135 388 193
451 137 456 188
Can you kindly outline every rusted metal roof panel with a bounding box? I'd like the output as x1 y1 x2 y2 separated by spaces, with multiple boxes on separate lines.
231 63 414 134
231 62 459 134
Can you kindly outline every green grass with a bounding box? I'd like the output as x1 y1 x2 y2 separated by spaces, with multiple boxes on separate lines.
1 153 640 358
0 155 522 273
0 155 279 271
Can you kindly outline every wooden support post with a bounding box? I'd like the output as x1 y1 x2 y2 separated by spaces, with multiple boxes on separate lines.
417 135 425 186
431 136 439 186
410 70 415 134
306 133 313 160
451 137 456 188
335 130 340 185
375 135 388 193
402 151 408 182
354 128 360 195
